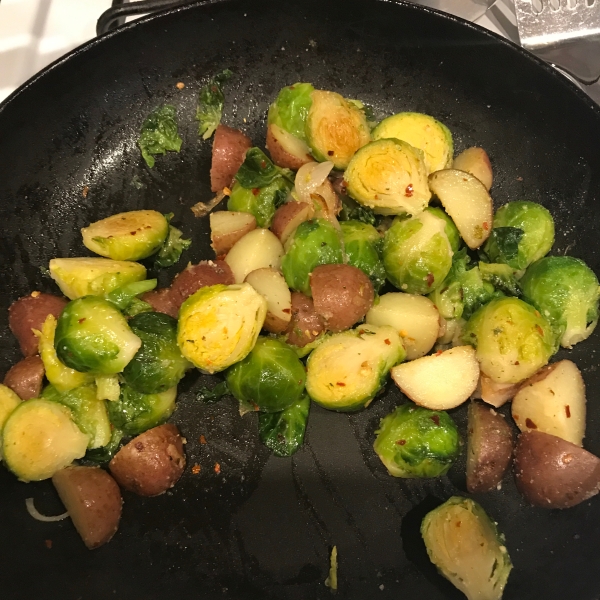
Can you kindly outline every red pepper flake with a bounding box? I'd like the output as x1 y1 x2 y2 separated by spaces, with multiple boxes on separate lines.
282 308 291 314
252 188 260 196
525 418 537 429
260 161 267 169
514 361 520 366
384 338 391 345
192 464 201 475
396 439 406 445
82 186 89 198
374 194 379 200
176 82 185 90
78 318 86 324
426 273 434 287
456 521 461 528
214 463 221 474
405 184 414 197
45 539 52 549
565 405 571 418
482 222 489 231
436 350 443 356
199 435 207 444
327 150 334 156
130 231 137 235
535 325 544 336
336 382 346 386
431 415 440 426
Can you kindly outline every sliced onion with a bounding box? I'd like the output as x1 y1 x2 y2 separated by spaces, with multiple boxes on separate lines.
191 190 226 218
26 497 69 522
295 161 334 204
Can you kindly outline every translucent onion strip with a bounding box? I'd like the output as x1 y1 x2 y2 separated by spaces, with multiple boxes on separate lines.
26 497 69 522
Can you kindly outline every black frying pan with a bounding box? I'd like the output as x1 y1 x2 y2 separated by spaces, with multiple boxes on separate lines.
1 1 600 598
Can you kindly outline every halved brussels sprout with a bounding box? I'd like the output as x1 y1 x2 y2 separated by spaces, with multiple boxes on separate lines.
305 324 404 412
372 112 453 173
305 90 371 169
383 209 453 294
54 296 142 375
177 283 267 373
281 219 344 296
267 82 315 141
0 384 20 431
258 393 310 456
41 383 111 449
344 139 431 216
225 337 306 412
373 403 459 478
81 210 169 261
49 257 146 299
520 256 600 348
483 200 554 270
462 297 557 384
227 177 292 228
122 312 191 394
421 496 512 600
106 383 177 435
424 206 460 253
340 220 386 292
478 261 520 296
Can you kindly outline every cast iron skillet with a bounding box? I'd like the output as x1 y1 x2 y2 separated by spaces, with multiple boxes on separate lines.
1 1 600 598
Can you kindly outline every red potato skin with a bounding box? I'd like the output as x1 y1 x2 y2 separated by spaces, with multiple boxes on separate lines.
265 124 314 170
4 355 44 400
52 466 122 550
284 292 325 347
140 288 179 319
310 264 374 332
9 292 68 357
514 430 600 509
109 424 186 497
210 124 252 192
270 201 314 245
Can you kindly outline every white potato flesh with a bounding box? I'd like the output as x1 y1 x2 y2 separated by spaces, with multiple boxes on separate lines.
366 292 439 360
245 268 293 334
512 360 586 446
452 147 493 191
428 169 493 249
210 211 257 255
224 228 284 284
266 123 314 170
471 373 519 408
390 345 480 410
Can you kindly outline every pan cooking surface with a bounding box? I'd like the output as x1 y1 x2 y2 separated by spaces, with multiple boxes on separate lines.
1 1 600 598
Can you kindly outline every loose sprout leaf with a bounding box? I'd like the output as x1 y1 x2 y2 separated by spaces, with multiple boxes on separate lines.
340 198 377 226
479 262 521 297
154 219 192 268
105 279 157 311
258 394 310 456
84 428 124 464
196 69 233 139
484 226 524 265
138 105 183 168
235 147 283 189
196 380 230 403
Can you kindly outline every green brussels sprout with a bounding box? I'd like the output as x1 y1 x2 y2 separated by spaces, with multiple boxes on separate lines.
281 219 344 295
483 200 555 270
122 312 191 394
258 393 310 456
81 210 169 261
373 403 459 478
340 220 386 292
306 324 405 412
106 383 177 435
177 283 267 373
153 214 192 268
226 337 306 413
41 384 111 449
372 111 453 174
85 427 124 463
55 296 141 375
228 177 292 228
424 206 460 253
462 297 557 384
383 210 453 294
267 82 315 141
49 257 147 300
421 496 512 600
478 261 520 296
305 90 371 169
519 256 600 348
344 138 431 216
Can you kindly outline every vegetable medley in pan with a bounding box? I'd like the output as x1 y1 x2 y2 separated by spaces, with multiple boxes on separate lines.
2 75 600 599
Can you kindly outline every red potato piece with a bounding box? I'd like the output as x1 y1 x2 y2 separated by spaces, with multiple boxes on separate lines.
9 292 68 357
284 292 325 348
244 268 292 334
452 147 493 191
52 466 122 550
4 355 44 400
514 430 600 509
169 260 235 308
210 211 257 256
310 264 374 332
466 401 514 493
109 424 186 497
271 201 315 246
265 123 314 170
140 288 178 319
210 124 252 192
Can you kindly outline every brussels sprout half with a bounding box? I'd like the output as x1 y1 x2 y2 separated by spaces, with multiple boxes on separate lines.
520 256 600 348
383 210 453 294
258 393 310 456
483 200 554 270
267 82 315 142
55 296 142 375
177 283 267 374
374 403 459 478
281 219 344 296
122 312 191 395
344 138 431 216
372 111 453 174
424 206 460 253
226 337 306 413
306 324 404 412
305 90 371 169
421 497 512 600
340 220 386 292
462 297 557 384
81 210 169 261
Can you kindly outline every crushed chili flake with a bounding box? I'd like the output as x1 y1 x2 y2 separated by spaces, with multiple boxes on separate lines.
327 150 334 156
192 464 201 475
482 222 489 230
430 415 440 426
260 161 267 169
384 338 391 345
514 361 520 366
45 539 52 549
252 188 260 196
396 439 406 445
436 350 443 356
78 318 86 324
336 382 346 386
199 435 207 444
223 186 232 196
405 184 414 197
176 82 185 89
82 186 89 198
535 325 544 336
130 231 137 235
282 308 291 314
565 405 571 418
31 291 41 298
525 418 537 429
426 273 434 287
214 463 221 474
